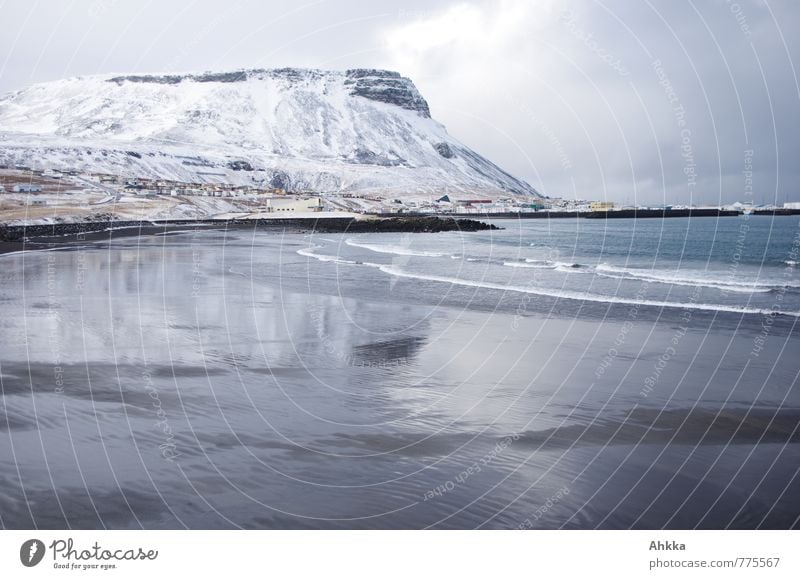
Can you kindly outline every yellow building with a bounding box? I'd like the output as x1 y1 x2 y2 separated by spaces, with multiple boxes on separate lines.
590 201 615 211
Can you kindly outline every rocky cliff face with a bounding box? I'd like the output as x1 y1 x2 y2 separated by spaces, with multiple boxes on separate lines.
343 69 430 117
0 68 539 198
107 68 432 117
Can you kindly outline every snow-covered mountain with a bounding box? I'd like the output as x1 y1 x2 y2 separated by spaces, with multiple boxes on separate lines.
0 68 540 198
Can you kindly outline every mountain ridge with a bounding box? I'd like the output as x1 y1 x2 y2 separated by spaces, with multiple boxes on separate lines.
0 67 540 198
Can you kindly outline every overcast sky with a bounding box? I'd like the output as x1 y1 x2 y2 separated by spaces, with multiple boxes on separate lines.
1 0 798 204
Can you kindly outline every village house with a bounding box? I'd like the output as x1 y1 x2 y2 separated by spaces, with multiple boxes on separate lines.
13 184 42 193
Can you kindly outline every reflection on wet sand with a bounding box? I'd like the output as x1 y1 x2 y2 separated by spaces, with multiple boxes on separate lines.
1 231 799 529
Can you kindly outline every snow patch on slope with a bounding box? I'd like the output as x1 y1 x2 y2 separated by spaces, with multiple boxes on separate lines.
0 68 540 198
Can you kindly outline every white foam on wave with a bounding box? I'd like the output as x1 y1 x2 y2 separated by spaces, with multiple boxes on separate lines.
297 246 357 265
297 247 800 318
503 260 555 269
345 238 444 258
376 265 800 318
595 263 795 293
555 264 582 272
504 259 581 271
297 246 383 269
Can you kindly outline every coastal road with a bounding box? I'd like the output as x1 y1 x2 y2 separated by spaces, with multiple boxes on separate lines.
73 175 122 203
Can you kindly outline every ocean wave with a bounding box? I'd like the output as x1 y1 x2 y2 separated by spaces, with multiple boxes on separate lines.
503 260 555 269
298 247 800 317
345 238 444 258
503 259 581 271
297 246 357 265
297 246 384 269
595 264 795 293
375 265 800 318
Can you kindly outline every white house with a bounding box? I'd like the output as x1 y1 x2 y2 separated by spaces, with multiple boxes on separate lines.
13 184 42 193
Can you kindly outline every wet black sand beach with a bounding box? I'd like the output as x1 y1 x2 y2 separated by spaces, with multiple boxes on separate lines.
1 224 798 529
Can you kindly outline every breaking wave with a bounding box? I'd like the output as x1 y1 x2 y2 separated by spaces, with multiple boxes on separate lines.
503 259 582 271
595 263 796 293
344 238 444 258
296 247 800 318
375 266 800 317
297 246 357 265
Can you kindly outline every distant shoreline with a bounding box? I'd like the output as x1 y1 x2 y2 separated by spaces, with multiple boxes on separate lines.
3 210 799 255
0 215 498 254
380 208 800 219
